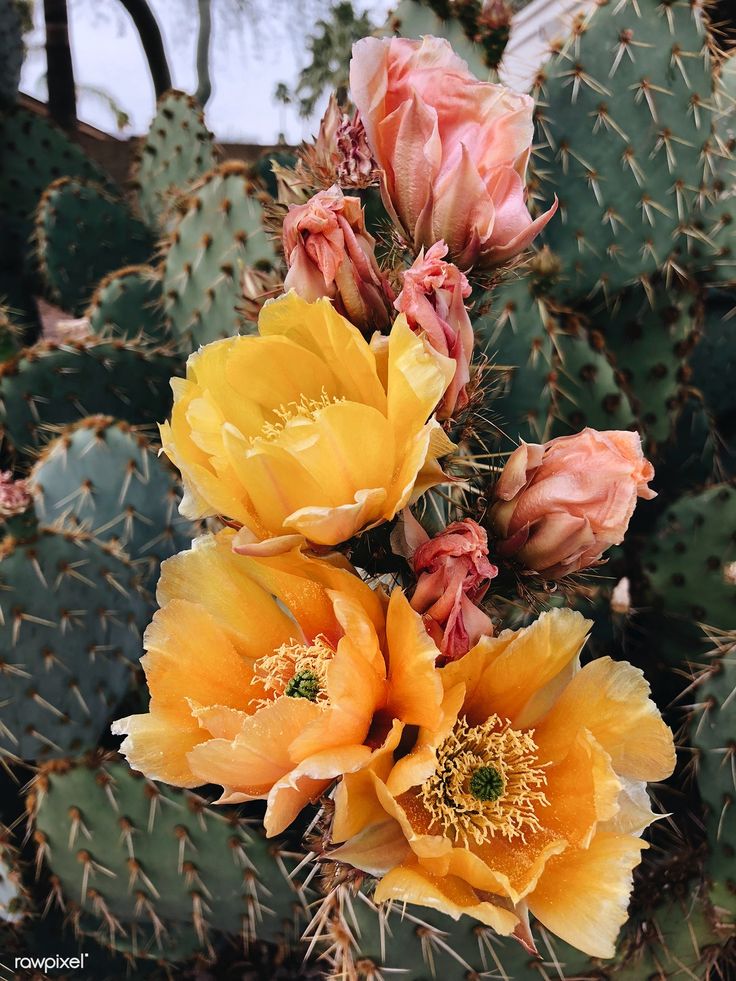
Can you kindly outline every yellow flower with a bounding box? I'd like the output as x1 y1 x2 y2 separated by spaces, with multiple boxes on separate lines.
329 608 675 957
160 291 455 549
111 530 443 837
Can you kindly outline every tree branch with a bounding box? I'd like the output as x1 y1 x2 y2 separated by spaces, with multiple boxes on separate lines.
195 0 213 106
117 0 172 98
44 0 76 130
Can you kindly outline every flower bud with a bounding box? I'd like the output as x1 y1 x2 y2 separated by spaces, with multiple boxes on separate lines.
283 185 394 335
394 241 474 420
405 514 498 664
490 428 656 579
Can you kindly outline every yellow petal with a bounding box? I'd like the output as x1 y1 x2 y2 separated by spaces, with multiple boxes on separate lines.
328 819 413 876
258 291 387 412
284 488 388 545
374 860 519 935
386 314 454 454
533 657 676 782
528 832 647 958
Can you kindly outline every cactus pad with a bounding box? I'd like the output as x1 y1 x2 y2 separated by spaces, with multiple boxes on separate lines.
35 178 155 316
162 161 277 351
29 758 309 960
86 265 167 343
132 89 218 229
0 338 182 458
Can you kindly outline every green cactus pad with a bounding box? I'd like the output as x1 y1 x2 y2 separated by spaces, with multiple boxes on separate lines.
131 89 218 229
35 178 155 316
0 106 113 282
552 329 637 435
30 416 196 582
592 281 699 447
473 275 556 446
386 0 507 75
690 654 736 918
0 338 182 458
0 522 152 761
533 0 716 301
642 483 736 632
689 293 736 426
162 161 277 351
29 758 309 960
86 265 167 343
0 0 26 107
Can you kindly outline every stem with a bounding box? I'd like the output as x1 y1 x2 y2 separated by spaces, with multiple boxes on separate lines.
43 0 76 130
117 0 172 98
195 0 213 106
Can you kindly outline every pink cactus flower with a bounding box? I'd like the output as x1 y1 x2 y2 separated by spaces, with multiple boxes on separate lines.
394 241 474 420
349 35 557 269
490 429 656 579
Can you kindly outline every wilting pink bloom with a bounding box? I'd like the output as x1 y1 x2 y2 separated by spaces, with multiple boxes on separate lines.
349 35 557 269
395 241 474 420
283 185 394 334
0 472 31 517
402 512 498 664
304 95 377 189
490 429 656 579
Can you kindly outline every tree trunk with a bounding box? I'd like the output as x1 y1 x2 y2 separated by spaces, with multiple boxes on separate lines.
117 0 172 98
195 0 213 106
44 0 76 130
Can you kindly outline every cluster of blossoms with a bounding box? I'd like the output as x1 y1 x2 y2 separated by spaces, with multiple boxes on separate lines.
113 34 674 960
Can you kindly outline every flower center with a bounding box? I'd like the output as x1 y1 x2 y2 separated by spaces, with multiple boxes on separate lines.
256 388 343 443
251 636 334 707
420 714 549 846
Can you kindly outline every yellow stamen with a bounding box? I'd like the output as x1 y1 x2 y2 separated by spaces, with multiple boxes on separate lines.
256 388 344 443
251 635 334 707
420 714 549 846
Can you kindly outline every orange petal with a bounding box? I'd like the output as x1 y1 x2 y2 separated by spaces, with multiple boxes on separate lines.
528 832 647 958
533 656 676 782
142 599 259 715
328 819 412 876
111 710 204 787
384 588 444 729
441 608 591 727
156 533 297 655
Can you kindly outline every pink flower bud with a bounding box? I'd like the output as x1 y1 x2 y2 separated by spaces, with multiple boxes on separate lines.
490 429 656 579
406 514 498 664
394 241 474 420
0 472 32 517
349 35 557 270
282 185 395 335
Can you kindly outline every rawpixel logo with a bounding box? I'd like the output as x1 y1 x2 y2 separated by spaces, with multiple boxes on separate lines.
12 953 89 974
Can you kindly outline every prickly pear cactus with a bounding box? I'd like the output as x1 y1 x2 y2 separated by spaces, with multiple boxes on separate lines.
35 178 155 315
0 514 152 762
28 758 310 960
642 483 736 634
690 652 736 923
132 89 218 228
0 106 112 282
29 416 196 582
0 0 27 107
86 265 167 342
531 0 717 301
386 0 509 76
0 338 182 458
162 161 277 350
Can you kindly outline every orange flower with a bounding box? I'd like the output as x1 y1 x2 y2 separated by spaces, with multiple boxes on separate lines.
112 530 443 836
329 608 675 956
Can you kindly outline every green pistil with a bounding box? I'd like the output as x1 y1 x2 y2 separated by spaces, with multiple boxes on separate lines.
469 765 504 802
285 669 321 702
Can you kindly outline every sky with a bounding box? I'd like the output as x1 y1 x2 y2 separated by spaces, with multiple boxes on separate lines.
19 0 394 144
